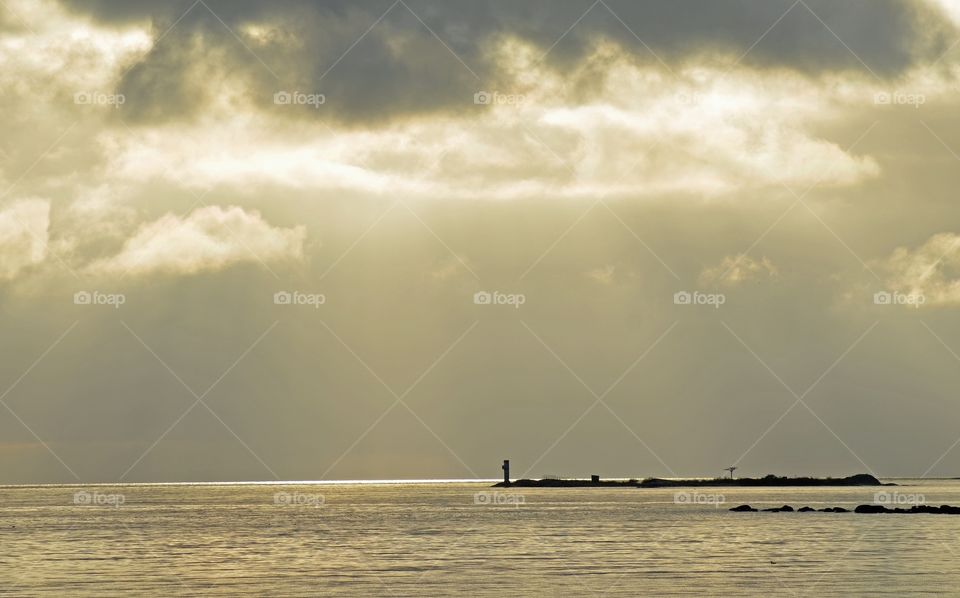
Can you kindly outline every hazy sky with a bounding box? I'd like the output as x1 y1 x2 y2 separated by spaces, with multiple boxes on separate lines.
3 0 960 483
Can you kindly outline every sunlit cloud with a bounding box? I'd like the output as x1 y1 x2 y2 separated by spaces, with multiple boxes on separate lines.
88 205 306 277
0 199 50 281
585 264 617 285
700 255 778 288
876 233 960 305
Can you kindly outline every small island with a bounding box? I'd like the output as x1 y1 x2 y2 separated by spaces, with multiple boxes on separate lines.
637 473 889 488
492 473 889 488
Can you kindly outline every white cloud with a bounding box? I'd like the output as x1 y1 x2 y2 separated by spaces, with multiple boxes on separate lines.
0 199 50 281
89 205 306 277
428 255 471 281
700 255 778 287
930 0 960 26
876 233 960 305
586 265 617 285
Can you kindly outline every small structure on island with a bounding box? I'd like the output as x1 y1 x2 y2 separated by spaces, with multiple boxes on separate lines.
502 460 510 487
724 466 738 479
591 474 600 483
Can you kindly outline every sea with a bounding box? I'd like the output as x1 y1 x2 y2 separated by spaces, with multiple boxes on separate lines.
2 478 959 596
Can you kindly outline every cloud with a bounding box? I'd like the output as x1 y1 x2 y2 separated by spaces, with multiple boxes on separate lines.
428 255 471 281
586 264 617 285
875 233 960 305
95 54 884 200
0 199 50 281
700 254 778 287
7 0 939 206
55 0 954 125
88 205 306 277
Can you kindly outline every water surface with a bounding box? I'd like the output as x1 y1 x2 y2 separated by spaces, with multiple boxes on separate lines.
3 479 958 596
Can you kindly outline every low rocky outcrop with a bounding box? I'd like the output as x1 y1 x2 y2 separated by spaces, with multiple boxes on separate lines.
730 504 960 514
761 505 794 512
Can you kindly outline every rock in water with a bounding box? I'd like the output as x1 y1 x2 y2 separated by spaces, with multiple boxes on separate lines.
761 505 795 512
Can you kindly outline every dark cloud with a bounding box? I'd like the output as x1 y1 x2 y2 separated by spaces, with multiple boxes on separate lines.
118 30 216 123
59 0 955 125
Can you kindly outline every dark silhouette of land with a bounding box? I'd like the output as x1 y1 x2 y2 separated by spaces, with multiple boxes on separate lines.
493 473 887 488
638 473 888 488
731 503 960 514
495 478 638 488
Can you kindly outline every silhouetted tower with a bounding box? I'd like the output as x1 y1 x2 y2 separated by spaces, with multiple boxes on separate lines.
725 466 737 479
502 460 510 486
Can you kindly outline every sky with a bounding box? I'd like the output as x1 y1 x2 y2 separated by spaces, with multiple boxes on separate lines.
3 0 960 483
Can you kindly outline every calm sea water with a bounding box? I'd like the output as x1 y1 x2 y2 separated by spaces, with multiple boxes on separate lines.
2 479 960 596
